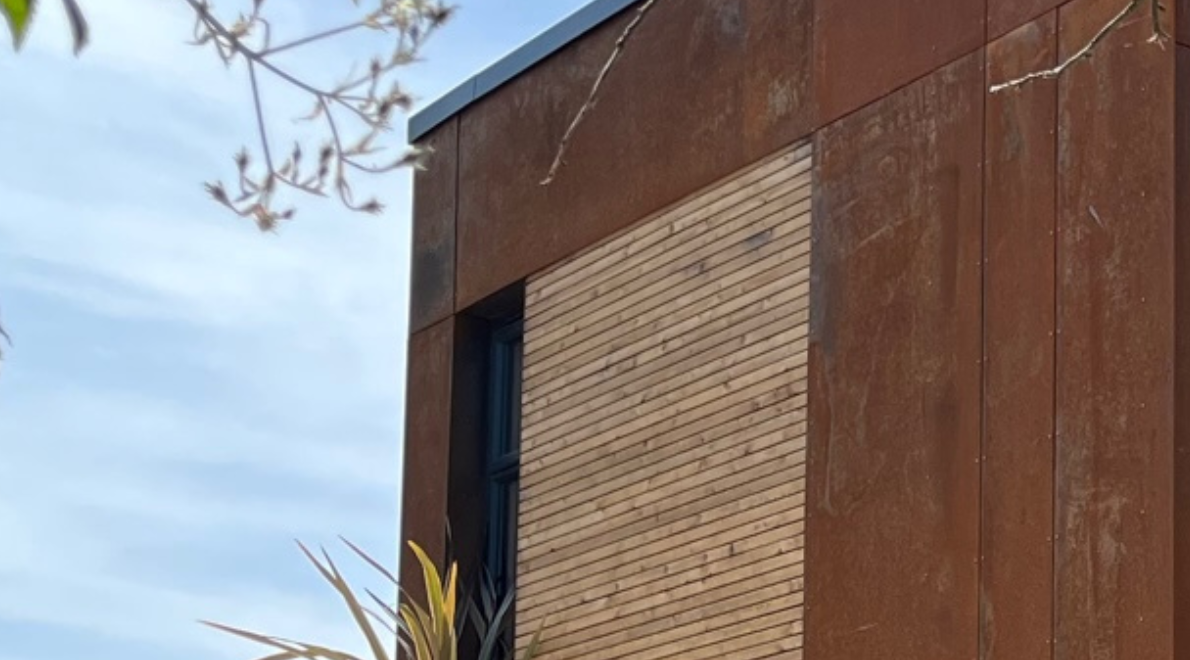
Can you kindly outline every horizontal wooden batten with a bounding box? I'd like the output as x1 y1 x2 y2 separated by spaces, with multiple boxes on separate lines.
520 450 808 560
520 414 807 528
520 546 804 645
517 498 806 601
523 353 809 468
518 521 805 624
543 590 804 660
518 141 811 660
524 256 811 405
518 490 806 597
528 564 805 654
524 222 811 383
522 377 807 495
524 186 811 350
523 335 810 452
525 141 813 313
522 283 811 440
520 467 806 566
523 279 810 418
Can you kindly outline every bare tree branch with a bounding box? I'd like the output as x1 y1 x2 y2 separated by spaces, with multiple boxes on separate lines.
1150 0 1172 42
990 0 1166 93
179 0 452 229
0 304 11 371
247 60 274 172
259 21 368 57
540 0 658 186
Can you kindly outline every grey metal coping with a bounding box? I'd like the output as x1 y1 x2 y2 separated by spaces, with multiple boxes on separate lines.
407 0 639 142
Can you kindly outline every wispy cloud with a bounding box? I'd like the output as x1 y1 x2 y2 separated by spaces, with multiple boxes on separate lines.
0 3 407 658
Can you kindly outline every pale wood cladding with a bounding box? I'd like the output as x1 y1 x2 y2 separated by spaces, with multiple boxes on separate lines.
516 142 812 659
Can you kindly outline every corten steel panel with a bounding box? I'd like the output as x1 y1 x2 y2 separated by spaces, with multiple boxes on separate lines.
1175 43 1190 660
1055 0 1177 656
409 119 459 335
989 0 1064 40
399 318 454 603
982 14 1057 660
445 314 489 591
1180 0 1190 47
813 0 984 125
455 0 814 310
806 52 983 659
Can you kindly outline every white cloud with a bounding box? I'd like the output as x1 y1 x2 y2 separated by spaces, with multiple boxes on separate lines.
0 554 386 660
0 184 407 332
20 0 313 104
4 384 398 490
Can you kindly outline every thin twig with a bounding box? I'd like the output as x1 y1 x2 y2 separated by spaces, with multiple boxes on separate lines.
0 305 11 366
247 60 274 172
990 0 1149 93
540 0 659 185
1149 0 1171 43
260 20 367 56
177 0 449 226
321 97 343 153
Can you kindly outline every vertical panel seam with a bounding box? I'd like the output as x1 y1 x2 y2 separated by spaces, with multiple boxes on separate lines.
809 2 818 656
978 7 989 660
1168 20 1180 652
1169 28 1179 655
990 4 1064 43
818 40 986 136
1050 8 1062 660
452 114 462 316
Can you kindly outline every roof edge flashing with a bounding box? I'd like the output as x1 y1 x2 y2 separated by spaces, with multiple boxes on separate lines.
407 0 639 142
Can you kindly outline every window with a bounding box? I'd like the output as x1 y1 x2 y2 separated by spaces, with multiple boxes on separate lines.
484 318 523 599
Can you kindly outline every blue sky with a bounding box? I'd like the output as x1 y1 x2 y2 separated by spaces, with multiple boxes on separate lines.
0 2 588 660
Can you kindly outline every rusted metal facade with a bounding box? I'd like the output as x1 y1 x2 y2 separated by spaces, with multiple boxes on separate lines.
402 0 1188 657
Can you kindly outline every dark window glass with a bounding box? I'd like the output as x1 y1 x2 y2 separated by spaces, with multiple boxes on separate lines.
485 319 522 599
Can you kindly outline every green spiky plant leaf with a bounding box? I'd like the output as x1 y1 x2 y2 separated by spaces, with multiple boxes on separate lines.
2 0 88 54
0 0 35 50
205 537 545 660
457 563 542 660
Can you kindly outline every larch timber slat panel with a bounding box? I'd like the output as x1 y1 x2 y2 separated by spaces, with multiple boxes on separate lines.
517 142 812 660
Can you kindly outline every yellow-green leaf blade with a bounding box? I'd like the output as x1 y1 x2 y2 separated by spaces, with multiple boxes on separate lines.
399 604 434 660
1 0 35 50
407 542 447 639
518 616 546 660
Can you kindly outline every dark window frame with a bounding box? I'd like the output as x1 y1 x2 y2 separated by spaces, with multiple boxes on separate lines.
484 317 523 600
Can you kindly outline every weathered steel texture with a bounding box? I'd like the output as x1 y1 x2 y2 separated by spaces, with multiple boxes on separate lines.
813 0 984 125
1174 43 1190 660
806 51 983 659
982 13 1058 660
988 0 1064 41
454 0 814 310
399 318 455 601
408 0 640 141
1179 0 1190 47
410 119 459 334
445 314 490 592
740 0 817 154
1055 0 1177 656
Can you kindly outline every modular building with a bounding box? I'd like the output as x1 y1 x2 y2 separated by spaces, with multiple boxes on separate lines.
401 0 1190 657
